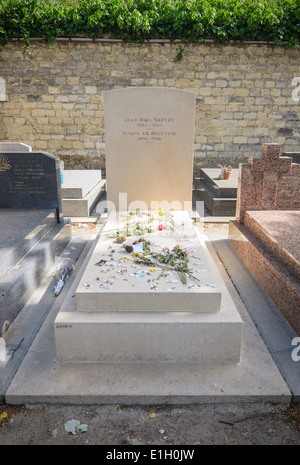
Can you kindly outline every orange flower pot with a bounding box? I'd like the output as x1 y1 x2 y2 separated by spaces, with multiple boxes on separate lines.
223 171 232 179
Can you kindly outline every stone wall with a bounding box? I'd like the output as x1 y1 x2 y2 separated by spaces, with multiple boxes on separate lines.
0 40 300 174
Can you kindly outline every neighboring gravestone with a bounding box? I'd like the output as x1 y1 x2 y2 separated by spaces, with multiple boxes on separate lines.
282 152 300 164
104 87 195 215
0 78 6 101
61 170 106 217
0 142 32 152
236 143 300 223
0 151 62 222
0 337 5 361
195 168 239 216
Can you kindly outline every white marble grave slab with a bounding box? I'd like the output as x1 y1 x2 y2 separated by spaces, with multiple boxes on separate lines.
55 212 243 363
75 211 222 312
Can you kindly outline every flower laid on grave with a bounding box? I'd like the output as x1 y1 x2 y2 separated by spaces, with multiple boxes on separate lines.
114 221 154 237
154 245 189 265
111 209 174 238
100 210 202 287
155 245 190 284
132 243 199 285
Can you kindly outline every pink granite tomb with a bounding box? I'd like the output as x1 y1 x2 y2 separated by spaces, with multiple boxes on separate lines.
229 143 300 334
236 143 300 223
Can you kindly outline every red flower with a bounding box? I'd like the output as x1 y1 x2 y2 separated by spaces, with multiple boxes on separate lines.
158 224 164 231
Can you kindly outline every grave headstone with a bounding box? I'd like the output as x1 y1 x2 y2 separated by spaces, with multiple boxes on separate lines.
0 78 6 101
0 151 62 222
0 337 5 361
0 142 32 152
235 143 300 223
282 152 300 164
104 87 195 215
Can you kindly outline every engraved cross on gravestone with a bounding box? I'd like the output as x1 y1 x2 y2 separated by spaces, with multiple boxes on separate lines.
236 143 300 223
250 144 292 210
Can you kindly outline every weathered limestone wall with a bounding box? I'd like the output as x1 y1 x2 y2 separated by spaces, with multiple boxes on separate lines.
0 40 300 173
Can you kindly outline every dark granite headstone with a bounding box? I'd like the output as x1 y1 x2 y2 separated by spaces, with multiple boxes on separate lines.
0 152 62 222
282 152 300 164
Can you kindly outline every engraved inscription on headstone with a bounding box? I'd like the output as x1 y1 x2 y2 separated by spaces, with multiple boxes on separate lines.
122 116 177 143
0 152 62 222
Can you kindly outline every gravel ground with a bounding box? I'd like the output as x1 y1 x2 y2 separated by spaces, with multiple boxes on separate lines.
0 402 299 446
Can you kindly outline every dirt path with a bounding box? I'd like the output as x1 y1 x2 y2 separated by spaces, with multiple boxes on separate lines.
0 402 299 445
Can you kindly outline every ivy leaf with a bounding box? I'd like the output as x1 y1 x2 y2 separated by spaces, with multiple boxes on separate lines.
0 0 299 50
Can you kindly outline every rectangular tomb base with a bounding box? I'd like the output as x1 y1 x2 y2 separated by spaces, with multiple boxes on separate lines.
55 309 242 363
55 210 243 363
194 168 238 216
61 170 106 217
0 209 71 329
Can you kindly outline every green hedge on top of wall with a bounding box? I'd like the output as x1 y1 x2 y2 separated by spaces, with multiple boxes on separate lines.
0 0 299 52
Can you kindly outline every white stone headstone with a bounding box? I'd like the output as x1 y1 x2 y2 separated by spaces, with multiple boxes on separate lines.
0 142 32 152
0 337 6 362
104 87 195 215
